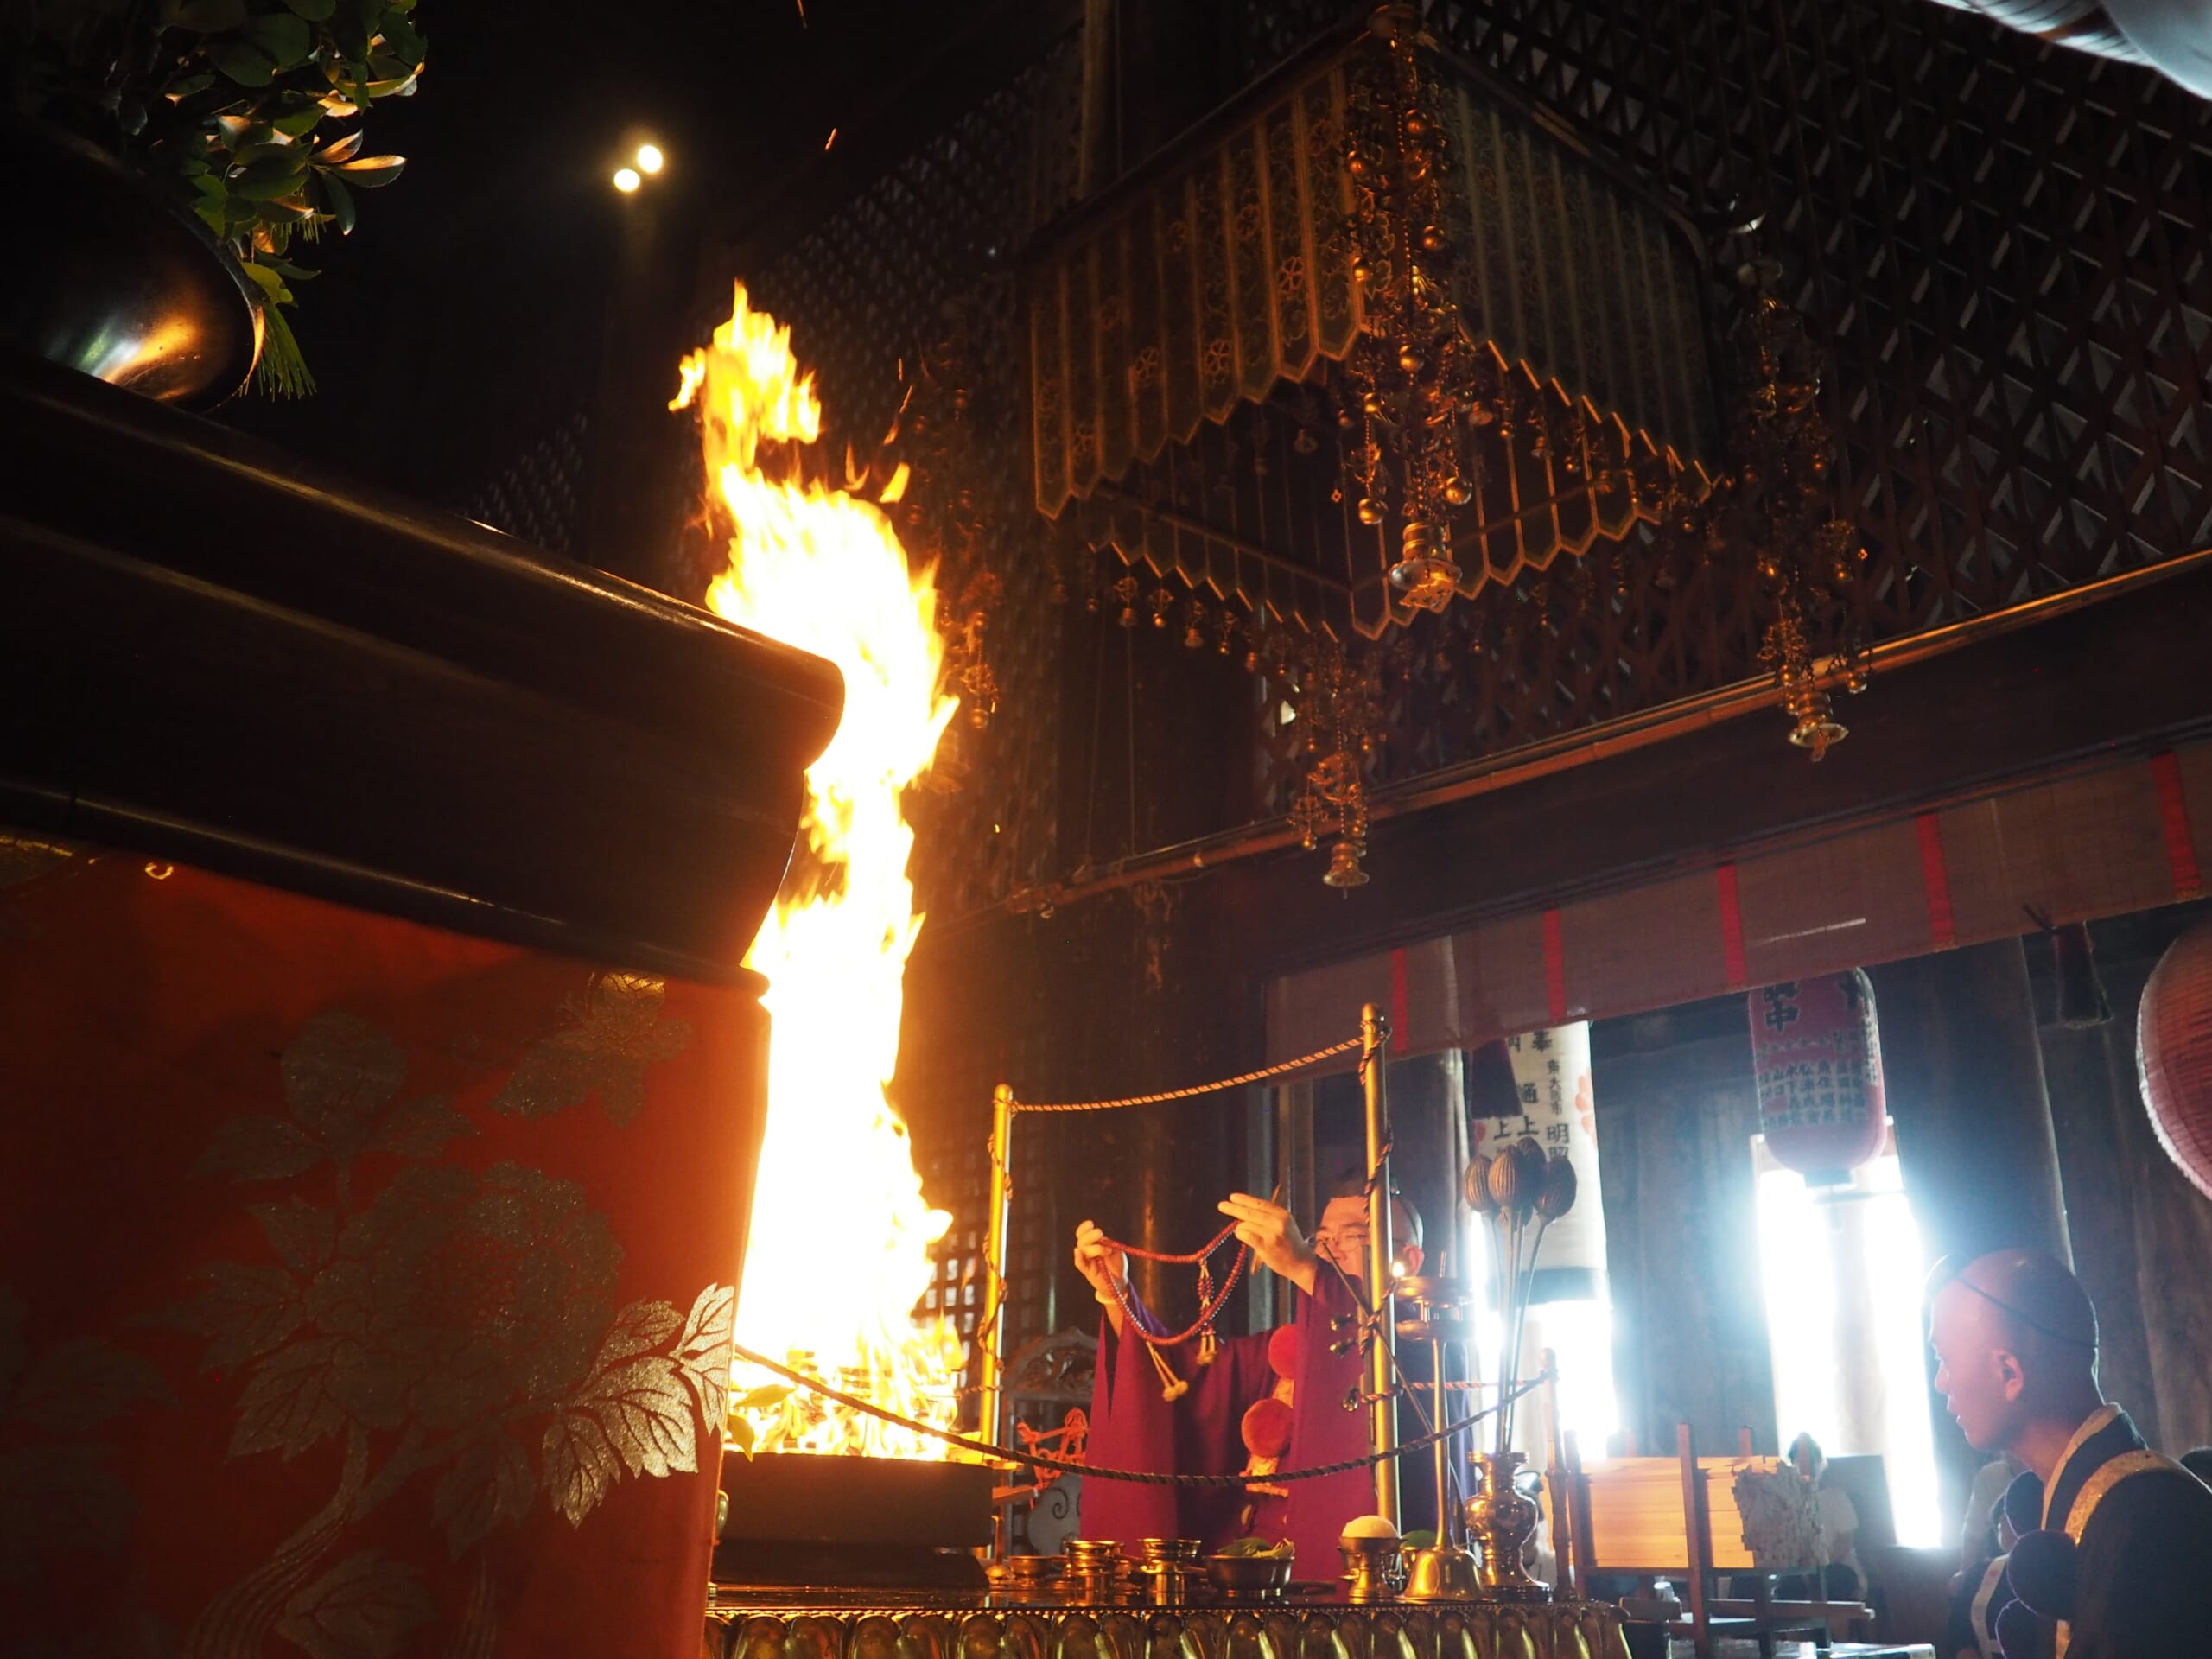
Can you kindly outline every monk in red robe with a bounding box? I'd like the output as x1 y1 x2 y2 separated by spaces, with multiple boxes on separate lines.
1071 1182 1424 1570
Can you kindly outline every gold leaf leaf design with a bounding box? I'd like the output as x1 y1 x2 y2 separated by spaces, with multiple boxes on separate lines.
541 1408 622 1527
675 1281 737 1429
283 1013 407 1161
0 832 73 888
302 1163 619 1433
432 1428 536 1559
252 1198 337 1276
164 1262 304 1374
370 1094 474 1160
10 1338 170 1433
274 1549 436 1659
573 1355 697 1480
489 973 692 1125
195 1116 323 1183
593 1300 682 1369
231 1335 346 1460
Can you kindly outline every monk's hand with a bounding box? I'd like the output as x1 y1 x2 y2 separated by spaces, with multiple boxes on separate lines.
1073 1219 1129 1305
1219 1192 1319 1294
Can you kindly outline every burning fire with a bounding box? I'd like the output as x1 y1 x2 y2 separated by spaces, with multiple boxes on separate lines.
674 286 967 1458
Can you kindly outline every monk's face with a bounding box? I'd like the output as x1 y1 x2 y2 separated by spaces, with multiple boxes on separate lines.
1313 1196 1422 1279
1929 1281 2029 1453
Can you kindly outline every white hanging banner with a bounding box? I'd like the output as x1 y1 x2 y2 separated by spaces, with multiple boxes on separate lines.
1471 1023 1608 1283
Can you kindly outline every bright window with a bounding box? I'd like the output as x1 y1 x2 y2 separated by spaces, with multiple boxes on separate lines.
1753 1134 1942 1547
1458 1220 1621 1460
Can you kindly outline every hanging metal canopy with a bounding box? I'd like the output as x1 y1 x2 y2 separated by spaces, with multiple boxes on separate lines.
1027 7 1722 637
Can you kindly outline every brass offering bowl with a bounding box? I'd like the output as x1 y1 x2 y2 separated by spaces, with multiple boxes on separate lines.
1204 1551 1294 1601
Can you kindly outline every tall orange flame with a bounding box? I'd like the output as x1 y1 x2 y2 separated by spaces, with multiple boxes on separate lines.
675 285 965 1458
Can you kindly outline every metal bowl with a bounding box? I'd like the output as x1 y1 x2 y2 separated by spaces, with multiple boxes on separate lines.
1205 1552 1294 1594
3 118 262 407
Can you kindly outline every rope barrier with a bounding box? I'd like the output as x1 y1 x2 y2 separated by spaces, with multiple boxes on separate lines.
730 1343 1545 1487
1007 1037 1363 1114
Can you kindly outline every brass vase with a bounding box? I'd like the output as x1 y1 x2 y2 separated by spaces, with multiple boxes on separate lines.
1465 1452 1552 1602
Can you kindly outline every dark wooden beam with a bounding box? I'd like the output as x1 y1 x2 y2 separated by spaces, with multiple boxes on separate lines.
1196 556 2212 981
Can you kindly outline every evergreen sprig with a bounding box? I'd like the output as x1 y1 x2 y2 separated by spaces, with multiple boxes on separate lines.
4 0 429 396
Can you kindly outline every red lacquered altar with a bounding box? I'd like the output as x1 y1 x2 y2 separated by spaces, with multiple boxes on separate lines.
0 357 841 1656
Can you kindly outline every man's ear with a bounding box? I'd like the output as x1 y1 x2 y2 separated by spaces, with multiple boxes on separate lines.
1995 1348 2029 1402
1401 1243 1425 1275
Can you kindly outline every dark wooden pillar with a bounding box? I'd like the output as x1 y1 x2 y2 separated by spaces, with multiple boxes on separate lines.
1869 937 2072 1537
1871 938 2072 1266
2038 995 2163 1447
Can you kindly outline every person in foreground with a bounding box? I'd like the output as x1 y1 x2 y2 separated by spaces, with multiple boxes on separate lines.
1926 1249 2212 1659
1071 1179 1423 1567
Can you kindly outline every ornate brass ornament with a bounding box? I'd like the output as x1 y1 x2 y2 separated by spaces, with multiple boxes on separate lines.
1024 5 1877 887
1273 637 1385 888
1685 258 1872 759
1028 3 1719 639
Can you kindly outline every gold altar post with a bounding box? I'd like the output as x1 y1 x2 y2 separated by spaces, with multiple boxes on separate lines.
1360 1002 1399 1525
982 1084 1014 1473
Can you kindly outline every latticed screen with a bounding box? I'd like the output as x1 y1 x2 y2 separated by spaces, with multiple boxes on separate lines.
457 409 591 556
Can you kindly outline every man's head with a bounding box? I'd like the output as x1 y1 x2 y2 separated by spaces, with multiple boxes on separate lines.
1787 1431 1826 1484
1925 1249 2100 1455
1313 1171 1424 1279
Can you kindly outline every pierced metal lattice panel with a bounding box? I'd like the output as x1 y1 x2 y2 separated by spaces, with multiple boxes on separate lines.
456 408 590 556
741 34 1087 920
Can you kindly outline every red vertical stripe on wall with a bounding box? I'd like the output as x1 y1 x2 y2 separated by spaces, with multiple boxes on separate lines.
2152 752 2205 901
1717 861 1748 989
1916 811 1957 949
1389 947 1410 1054
1542 908 1567 1025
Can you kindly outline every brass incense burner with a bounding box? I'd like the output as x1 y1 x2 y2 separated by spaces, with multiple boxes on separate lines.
1465 1451 1551 1602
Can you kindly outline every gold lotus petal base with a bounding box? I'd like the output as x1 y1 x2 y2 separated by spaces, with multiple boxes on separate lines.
703 1599 1636 1659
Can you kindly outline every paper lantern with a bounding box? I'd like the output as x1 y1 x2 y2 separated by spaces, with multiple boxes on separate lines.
1749 969 1888 1183
2138 921 2212 1202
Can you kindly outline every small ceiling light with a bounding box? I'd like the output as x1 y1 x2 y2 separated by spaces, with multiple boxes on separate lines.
612 166 641 193
636 143 664 175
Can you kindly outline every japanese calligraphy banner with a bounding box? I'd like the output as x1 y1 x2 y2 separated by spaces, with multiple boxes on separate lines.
1471 1022 1608 1294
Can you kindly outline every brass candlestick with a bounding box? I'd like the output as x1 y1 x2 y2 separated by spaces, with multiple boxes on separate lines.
1395 1275 1481 1602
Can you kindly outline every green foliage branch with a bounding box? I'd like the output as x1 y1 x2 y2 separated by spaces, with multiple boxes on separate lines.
3 0 429 395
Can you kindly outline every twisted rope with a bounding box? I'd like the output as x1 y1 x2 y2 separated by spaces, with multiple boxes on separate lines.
730 1343 1544 1486
1007 1037 1362 1114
